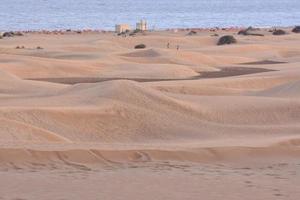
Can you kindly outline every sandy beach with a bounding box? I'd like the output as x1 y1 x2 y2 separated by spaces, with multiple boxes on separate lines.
0 27 300 200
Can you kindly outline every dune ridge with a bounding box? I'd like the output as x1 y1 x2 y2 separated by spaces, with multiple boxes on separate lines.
1 29 300 200
0 29 299 167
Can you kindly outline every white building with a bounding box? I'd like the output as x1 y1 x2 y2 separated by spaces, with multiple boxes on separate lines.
136 20 147 31
115 24 131 34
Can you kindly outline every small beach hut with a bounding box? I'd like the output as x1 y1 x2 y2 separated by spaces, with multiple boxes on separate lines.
115 24 131 34
136 20 147 31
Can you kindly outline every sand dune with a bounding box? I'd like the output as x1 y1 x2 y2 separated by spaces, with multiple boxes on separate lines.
0 29 299 152
256 80 300 98
0 29 300 200
0 118 71 143
0 79 299 147
0 69 65 95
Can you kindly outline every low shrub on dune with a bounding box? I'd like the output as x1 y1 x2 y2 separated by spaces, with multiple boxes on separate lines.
134 44 146 49
217 35 237 45
272 29 286 35
292 26 300 33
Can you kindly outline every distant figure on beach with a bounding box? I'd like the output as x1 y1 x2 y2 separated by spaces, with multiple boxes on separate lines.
176 45 179 50
167 42 170 48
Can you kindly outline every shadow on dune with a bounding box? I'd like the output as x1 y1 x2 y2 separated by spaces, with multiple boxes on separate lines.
240 60 287 65
27 67 276 84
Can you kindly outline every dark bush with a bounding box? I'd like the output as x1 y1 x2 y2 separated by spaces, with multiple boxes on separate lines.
238 27 264 36
292 26 300 33
217 35 237 45
134 44 146 49
187 30 197 36
272 29 286 35
3 32 14 37
238 26 254 35
133 29 142 34
13 32 24 36
238 30 248 35
2 31 23 37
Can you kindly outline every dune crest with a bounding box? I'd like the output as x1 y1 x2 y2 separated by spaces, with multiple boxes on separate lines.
0 31 300 200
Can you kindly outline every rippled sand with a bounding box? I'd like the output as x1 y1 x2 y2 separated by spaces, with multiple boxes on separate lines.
0 28 300 200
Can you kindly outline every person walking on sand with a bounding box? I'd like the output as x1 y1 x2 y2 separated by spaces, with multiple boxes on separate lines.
176 45 179 50
167 42 170 49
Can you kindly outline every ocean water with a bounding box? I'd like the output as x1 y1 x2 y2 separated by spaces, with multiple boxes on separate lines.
0 0 299 31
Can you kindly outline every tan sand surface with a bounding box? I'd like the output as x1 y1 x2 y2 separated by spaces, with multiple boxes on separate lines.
0 28 300 199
